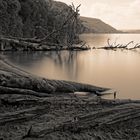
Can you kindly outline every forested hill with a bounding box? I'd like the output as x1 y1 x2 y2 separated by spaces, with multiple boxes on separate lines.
0 0 82 44
80 16 120 33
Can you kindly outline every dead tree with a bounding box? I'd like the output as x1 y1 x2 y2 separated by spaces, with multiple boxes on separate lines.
107 38 112 48
99 39 136 50
66 4 81 49
121 41 134 48
39 4 81 45
129 43 140 50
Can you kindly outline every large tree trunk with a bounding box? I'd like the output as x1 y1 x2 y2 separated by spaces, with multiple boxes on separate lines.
0 58 109 97
0 56 140 140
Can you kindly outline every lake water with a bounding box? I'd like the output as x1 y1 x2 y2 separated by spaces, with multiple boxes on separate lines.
1 34 140 100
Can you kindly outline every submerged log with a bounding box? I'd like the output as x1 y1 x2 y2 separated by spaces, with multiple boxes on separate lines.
97 40 140 51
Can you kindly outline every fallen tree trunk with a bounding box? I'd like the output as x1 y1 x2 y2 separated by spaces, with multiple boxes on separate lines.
0 37 40 51
20 102 140 138
0 86 52 97
96 40 139 50
0 37 90 51
0 57 140 140
0 58 109 97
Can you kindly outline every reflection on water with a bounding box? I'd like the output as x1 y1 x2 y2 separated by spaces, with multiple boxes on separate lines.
1 34 140 100
80 33 140 48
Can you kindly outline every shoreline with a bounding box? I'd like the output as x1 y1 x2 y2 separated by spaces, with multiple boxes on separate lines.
0 37 90 51
0 57 140 140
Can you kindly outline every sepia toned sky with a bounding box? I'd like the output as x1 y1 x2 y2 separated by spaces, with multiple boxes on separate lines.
55 0 140 29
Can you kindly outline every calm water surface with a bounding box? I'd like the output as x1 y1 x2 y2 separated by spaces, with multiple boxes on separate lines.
2 34 140 99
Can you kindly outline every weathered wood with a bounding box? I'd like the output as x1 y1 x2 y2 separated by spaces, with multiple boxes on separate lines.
0 86 52 97
0 56 140 140
0 39 5 51
0 58 109 97
0 104 50 125
20 103 140 138
0 37 90 51
97 40 140 50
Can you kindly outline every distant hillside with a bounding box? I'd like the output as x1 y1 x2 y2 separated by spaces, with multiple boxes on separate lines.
122 30 140 33
80 16 120 33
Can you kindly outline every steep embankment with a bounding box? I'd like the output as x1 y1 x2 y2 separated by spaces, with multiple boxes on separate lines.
0 0 81 44
122 29 140 33
80 16 120 33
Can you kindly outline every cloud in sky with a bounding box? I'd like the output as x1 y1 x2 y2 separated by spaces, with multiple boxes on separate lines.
55 0 140 29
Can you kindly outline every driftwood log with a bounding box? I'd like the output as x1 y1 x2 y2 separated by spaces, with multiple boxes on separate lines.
0 57 140 140
97 39 140 50
0 58 109 97
0 37 89 51
0 5 90 52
